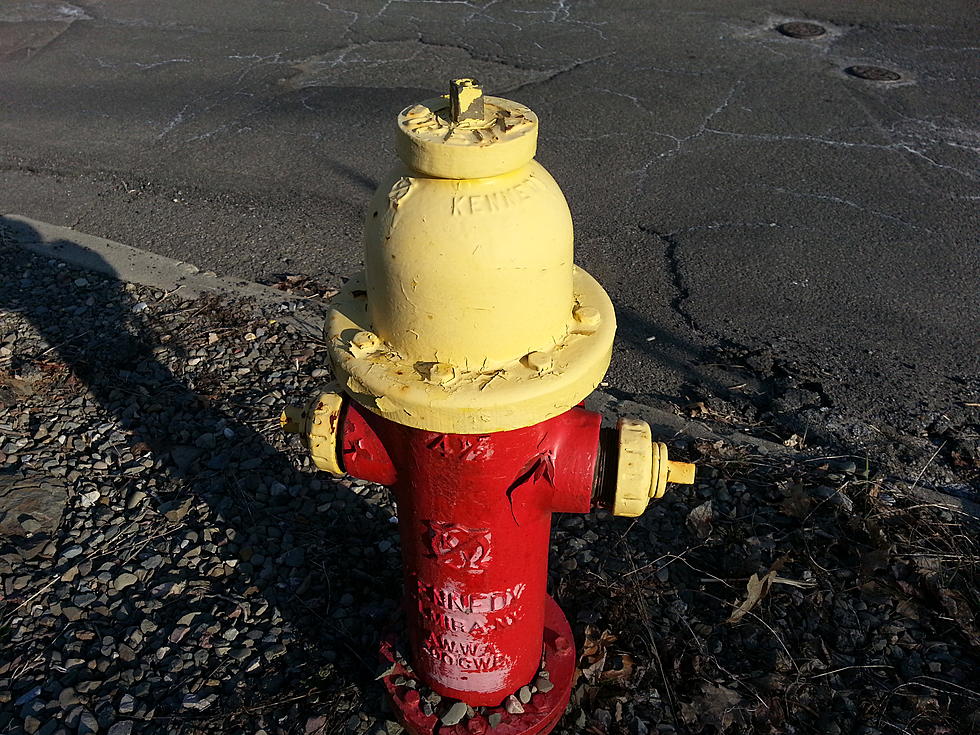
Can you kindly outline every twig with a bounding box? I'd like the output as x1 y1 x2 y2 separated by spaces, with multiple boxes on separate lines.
35 330 93 358
807 664 894 679
910 441 946 493
621 545 680 726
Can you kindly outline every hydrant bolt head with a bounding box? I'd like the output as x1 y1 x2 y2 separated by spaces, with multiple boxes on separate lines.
524 351 553 373
573 305 601 333
350 330 381 358
449 78 485 124
423 362 455 385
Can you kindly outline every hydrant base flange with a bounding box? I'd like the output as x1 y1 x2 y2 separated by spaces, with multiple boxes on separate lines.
380 595 576 735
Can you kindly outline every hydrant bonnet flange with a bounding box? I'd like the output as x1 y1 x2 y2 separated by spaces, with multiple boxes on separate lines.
326 267 615 434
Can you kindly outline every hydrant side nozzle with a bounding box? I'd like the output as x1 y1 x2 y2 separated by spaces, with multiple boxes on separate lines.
611 418 654 517
280 388 347 476
666 459 697 485
609 418 697 516
649 442 696 499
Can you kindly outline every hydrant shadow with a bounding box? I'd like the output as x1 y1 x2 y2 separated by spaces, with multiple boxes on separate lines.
0 217 395 726
614 304 838 448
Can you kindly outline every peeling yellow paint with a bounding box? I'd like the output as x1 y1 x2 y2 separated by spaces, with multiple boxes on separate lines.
324 82 616 433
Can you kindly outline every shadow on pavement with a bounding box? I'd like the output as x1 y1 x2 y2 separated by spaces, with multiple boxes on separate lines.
0 216 396 731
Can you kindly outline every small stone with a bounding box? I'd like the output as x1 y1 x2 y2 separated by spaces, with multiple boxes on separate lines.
195 433 216 450
441 701 468 726
107 724 133 735
488 712 502 729
114 573 138 591
118 694 136 714
170 446 200 471
77 710 99 734
159 497 192 522
283 547 304 567
125 491 147 509
305 716 326 734
15 685 41 706
504 695 524 714
58 687 80 707
518 686 531 703
181 693 215 711
534 677 553 693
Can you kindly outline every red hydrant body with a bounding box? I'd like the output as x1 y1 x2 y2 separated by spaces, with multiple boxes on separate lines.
343 401 599 705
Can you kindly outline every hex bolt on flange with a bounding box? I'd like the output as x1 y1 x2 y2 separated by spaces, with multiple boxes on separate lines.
775 21 827 39
282 78 695 735
572 304 601 333
845 65 902 82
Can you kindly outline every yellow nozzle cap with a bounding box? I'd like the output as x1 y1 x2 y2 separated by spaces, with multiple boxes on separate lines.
612 418 654 517
280 387 346 476
612 418 697 517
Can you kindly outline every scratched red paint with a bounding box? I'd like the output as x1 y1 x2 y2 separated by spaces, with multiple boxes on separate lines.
341 401 600 705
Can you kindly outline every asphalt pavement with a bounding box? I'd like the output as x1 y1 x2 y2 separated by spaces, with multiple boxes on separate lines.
1 0 978 483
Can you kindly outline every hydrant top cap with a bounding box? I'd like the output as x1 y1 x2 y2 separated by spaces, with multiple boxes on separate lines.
395 78 539 179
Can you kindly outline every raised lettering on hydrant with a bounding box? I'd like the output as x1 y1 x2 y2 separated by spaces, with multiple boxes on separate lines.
282 78 695 735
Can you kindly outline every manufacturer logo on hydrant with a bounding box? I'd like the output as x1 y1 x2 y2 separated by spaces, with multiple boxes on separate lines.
415 580 528 687
423 520 493 573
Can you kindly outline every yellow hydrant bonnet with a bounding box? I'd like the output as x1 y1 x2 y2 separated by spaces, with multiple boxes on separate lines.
326 79 616 434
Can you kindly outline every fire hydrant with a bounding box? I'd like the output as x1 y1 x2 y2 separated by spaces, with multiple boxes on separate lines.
283 79 695 735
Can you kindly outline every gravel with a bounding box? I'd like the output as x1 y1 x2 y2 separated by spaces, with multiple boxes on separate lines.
1 240 977 735
0 244 404 734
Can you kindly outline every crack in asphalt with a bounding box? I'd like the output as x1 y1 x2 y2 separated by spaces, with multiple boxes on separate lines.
643 227 699 335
